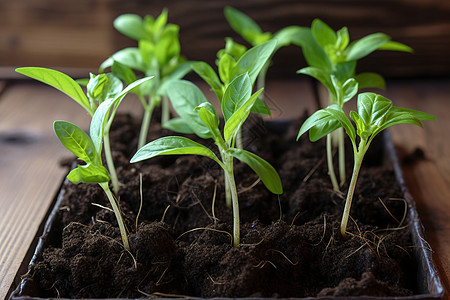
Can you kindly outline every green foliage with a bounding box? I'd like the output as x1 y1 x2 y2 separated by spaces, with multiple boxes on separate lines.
297 92 436 237
132 73 282 246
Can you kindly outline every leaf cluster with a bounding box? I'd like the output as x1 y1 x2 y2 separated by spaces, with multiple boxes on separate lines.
131 73 282 195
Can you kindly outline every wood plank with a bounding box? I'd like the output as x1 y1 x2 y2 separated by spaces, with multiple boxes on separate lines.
385 79 450 298
1 0 450 77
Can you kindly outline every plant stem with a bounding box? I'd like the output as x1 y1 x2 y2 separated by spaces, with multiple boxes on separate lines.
224 171 232 208
103 132 120 194
138 97 156 149
326 134 340 192
257 61 269 101
340 153 363 238
99 182 130 251
236 129 243 149
338 127 346 186
161 95 170 125
223 155 240 247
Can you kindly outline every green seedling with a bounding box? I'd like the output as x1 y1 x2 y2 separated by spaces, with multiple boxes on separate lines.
131 73 283 247
297 92 435 238
16 67 152 194
224 6 304 94
294 19 413 191
187 39 277 149
100 9 192 149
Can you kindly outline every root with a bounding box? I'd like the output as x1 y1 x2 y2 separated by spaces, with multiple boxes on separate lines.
92 203 113 212
266 249 298 266
161 205 171 223
212 179 218 225
238 178 261 194
388 197 408 227
311 215 327 246
253 260 277 269
156 265 170 286
207 272 225 285
303 157 325 182
176 227 233 246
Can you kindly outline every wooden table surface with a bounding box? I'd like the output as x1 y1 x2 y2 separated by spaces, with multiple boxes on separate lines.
0 78 448 300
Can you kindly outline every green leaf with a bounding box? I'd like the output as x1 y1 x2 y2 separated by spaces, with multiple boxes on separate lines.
291 28 331 71
90 98 113 155
196 102 221 141
166 80 212 139
153 8 168 33
297 105 355 142
234 39 277 86
273 26 306 49
67 164 110 184
228 148 282 194
311 19 337 49
378 41 413 53
355 72 386 90
162 118 195 134
114 14 150 41
192 61 224 100
53 121 97 164
222 37 247 60
251 98 271 115
130 136 224 168
218 53 237 86
297 67 334 95
111 48 146 72
224 6 263 45
222 73 252 121
224 88 262 145
155 25 180 65
341 78 358 104
87 73 123 105
346 33 391 61
357 92 392 128
112 61 137 85
16 67 92 116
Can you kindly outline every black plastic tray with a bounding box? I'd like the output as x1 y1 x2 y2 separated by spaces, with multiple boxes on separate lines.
9 130 445 300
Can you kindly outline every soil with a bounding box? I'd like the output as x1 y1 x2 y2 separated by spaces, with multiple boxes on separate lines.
25 112 416 298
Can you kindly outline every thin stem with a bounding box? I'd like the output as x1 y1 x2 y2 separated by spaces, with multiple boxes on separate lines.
161 95 170 125
340 153 364 238
338 127 346 186
236 129 243 149
224 171 232 208
223 155 240 247
103 132 119 194
326 134 340 192
257 61 269 100
138 98 156 149
99 182 130 251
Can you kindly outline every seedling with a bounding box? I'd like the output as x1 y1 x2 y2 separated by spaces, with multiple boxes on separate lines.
297 92 436 238
186 39 277 148
131 73 283 247
16 67 152 194
294 19 412 190
100 9 192 149
224 6 304 94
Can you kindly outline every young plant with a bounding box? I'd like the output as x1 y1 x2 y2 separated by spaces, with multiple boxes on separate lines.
297 92 436 238
16 67 152 194
100 9 192 149
294 19 413 190
224 6 304 94
131 73 283 247
186 39 277 149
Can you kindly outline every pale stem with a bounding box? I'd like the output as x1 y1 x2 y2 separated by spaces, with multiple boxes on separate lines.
138 98 156 149
327 134 340 192
224 171 232 208
236 129 243 150
99 182 130 251
224 155 240 247
257 61 270 101
161 95 170 125
103 132 119 194
338 127 346 186
340 154 363 238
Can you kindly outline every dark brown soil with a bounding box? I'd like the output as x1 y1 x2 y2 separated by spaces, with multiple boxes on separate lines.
26 113 416 298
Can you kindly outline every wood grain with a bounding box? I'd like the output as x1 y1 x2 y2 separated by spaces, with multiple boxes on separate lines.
1 0 450 77
386 79 450 299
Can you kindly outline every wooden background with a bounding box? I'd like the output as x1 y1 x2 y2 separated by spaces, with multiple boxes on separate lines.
1 0 450 78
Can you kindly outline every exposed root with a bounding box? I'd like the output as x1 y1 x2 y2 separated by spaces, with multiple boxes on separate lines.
238 178 261 194
161 205 171 223
176 227 233 246
240 238 265 247
266 249 298 266
92 203 113 212
388 197 408 227
138 290 190 298
191 190 213 221
156 265 170 286
311 215 327 246
253 260 277 269
378 197 400 224
212 179 218 225
303 156 325 182
207 272 225 285
290 211 306 227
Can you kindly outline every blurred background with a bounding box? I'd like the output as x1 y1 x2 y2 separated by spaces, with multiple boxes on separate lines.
1 0 450 79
